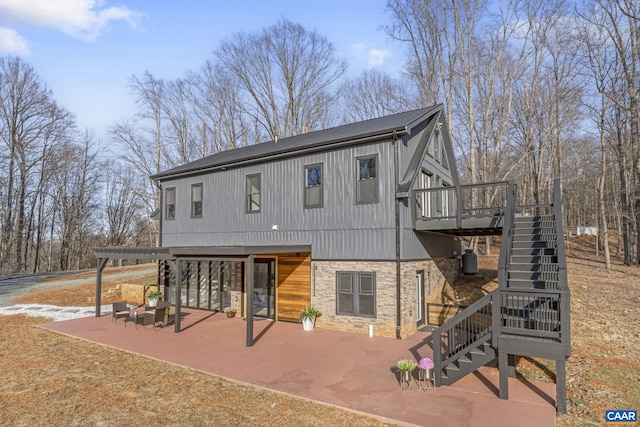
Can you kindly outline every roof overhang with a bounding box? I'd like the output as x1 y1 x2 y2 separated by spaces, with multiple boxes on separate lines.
93 245 312 261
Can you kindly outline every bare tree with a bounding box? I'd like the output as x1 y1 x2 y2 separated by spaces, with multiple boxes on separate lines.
385 0 456 129
0 56 75 274
53 132 102 271
104 165 145 246
577 4 618 268
187 61 254 153
341 69 417 122
577 0 640 265
215 18 347 141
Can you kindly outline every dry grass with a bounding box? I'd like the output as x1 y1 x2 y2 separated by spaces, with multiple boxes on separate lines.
2 239 639 426
1 265 390 427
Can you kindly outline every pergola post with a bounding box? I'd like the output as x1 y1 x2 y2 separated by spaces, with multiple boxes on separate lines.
95 257 108 317
246 254 254 347
174 259 182 332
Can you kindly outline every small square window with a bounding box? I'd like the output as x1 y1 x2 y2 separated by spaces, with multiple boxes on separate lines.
191 183 203 218
246 174 261 213
304 163 323 208
165 188 175 220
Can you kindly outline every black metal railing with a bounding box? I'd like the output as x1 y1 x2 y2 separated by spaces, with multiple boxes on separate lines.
433 290 495 386
495 183 517 345
412 181 511 229
552 178 571 356
499 289 568 342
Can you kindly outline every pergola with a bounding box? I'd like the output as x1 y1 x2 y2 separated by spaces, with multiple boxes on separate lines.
94 245 310 347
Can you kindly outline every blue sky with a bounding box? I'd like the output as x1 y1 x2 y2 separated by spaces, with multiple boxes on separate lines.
0 0 405 143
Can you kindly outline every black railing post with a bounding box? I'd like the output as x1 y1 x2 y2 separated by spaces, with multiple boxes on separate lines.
456 185 463 229
433 328 442 386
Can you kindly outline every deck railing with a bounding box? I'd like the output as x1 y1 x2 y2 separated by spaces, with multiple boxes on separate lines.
412 181 511 229
499 289 568 342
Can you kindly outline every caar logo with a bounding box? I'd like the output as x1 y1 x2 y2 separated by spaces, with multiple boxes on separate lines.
606 410 637 424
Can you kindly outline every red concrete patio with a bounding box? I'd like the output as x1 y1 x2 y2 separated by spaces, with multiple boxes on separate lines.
40 309 557 427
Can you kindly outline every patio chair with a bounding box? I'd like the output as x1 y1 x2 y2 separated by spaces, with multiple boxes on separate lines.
112 301 130 323
136 307 165 330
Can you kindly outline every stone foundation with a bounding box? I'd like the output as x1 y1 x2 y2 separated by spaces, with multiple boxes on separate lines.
120 284 161 305
311 258 459 339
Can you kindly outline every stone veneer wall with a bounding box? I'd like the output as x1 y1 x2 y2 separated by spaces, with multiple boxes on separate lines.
312 260 397 337
121 284 161 305
398 257 460 338
311 257 460 339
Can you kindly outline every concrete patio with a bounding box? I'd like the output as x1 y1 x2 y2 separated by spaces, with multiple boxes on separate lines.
40 309 557 427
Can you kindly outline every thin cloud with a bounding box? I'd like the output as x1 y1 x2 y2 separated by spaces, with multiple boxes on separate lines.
367 48 391 68
0 26 29 54
0 0 140 41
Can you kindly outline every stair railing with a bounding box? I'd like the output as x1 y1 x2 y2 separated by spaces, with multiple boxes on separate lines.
433 290 495 386
552 178 571 356
495 182 517 346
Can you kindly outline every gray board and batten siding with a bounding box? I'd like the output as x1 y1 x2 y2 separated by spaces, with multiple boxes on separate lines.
154 105 459 261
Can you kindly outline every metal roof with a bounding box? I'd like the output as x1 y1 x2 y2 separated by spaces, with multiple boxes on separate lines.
152 105 442 180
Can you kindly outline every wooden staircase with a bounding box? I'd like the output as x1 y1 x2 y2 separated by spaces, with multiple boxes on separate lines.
431 179 571 413
509 216 560 289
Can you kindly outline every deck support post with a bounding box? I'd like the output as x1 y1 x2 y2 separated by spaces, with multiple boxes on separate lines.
498 350 509 400
556 358 567 414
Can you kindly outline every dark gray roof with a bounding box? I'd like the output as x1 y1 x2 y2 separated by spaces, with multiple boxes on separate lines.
152 105 442 180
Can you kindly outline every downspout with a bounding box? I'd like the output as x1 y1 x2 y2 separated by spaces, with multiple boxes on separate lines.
156 181 165 294
393 133 402 340
156 180 163 247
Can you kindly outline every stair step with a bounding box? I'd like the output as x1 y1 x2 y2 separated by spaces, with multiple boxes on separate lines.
512 234 557 245
509 263 559 272
514 215 554 221
510 255 558 264
507 279 560 289
511 241 555 250
458 355 473 364
513 220 556 226
512 232 556 241
509 262 560 273
511 247 557 256
508 271 559 281
514 224 556 231
446 363 460 372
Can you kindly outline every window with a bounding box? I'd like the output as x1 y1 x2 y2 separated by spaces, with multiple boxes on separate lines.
434 133 441 164
246 174 261 213
304 163 323 208
191 183 203 218
356 155 378 204
419 171 432 218
336 272 376 317
436 131 449 169
165 187 175 220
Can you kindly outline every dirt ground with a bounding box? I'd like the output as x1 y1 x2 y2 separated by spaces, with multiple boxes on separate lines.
1 238 639 426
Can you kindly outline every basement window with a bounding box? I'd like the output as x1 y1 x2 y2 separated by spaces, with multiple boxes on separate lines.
336 271 376 318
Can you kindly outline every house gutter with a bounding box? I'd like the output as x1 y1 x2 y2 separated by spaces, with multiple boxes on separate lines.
393 132 402 340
